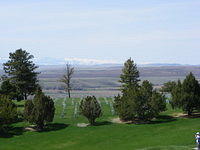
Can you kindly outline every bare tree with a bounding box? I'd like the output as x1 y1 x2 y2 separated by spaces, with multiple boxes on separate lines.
60 63 74 98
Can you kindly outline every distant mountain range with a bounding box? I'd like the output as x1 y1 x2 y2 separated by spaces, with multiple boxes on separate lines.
0 57 197 68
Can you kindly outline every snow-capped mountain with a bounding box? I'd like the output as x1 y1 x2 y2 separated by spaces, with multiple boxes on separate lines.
0 57 190 67
33 57 123 66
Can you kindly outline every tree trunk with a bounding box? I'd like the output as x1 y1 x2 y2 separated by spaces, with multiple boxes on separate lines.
68 89 71 98
188 110 192 116
37 122 44 131
24 93 27 100
89 118 95 126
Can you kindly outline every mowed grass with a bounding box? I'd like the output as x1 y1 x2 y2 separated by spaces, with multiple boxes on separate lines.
0 98 199 150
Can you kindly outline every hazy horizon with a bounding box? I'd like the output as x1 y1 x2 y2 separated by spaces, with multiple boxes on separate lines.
0 0 200 64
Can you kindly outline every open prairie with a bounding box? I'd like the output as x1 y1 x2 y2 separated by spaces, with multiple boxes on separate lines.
36 65 200 97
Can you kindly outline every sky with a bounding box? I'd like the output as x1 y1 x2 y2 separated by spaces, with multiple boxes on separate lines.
0 0 200 64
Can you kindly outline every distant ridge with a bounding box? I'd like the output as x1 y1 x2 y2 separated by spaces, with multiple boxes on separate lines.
0 57 199 67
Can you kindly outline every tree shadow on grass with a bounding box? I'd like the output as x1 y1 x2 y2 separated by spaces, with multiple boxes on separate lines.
149 115 177 124
0 126 25 138
40 123 69 132
17 104 24 108
94 121 113 126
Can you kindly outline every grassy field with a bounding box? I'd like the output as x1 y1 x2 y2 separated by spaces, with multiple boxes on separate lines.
0 98 199 150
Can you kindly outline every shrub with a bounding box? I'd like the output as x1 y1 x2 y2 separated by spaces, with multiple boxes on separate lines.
79 96 102 125
0 95 17 130
24 89 55 130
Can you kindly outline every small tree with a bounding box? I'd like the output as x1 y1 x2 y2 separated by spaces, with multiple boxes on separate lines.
0 95 17 130
3 49 39 100
24 88 55 130
60 63 74 98
119 58 140 90
171 73 200 115
79 96 102 125
161 81 177 93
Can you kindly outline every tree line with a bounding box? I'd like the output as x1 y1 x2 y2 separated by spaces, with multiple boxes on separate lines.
0 49 199 133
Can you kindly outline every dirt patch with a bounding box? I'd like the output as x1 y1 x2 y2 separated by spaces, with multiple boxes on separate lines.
77 123 89 127
171 112 200 118
24 126 37 132
111 118 125 124
111 118 147 124
172 112 185 118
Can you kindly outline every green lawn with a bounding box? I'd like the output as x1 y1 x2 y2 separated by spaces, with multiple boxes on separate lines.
0 98 199 150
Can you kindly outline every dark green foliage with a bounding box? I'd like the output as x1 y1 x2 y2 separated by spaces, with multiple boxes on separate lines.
0 95 17 129
171 73 200 115
3 49 39 100
0 79 23 100
114 90 136 121
114 80 166 121
161 81 177 93
115 59 166 122
79 96 102 125
171 80 182 109
119 58 140 90
24 89 55 130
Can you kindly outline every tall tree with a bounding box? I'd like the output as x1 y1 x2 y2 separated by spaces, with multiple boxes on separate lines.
60 63 74 98
24 88 55 130
3 49 39 100
119 58 140 90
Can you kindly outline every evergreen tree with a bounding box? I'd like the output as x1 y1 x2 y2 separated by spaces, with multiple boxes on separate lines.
0 95 17 130
24 89 55 130
3 49 39 100
114 88 138 121
171 80 182 109
79 96 102 125
114 80 166 121
119 58 140 90
171 73 200 115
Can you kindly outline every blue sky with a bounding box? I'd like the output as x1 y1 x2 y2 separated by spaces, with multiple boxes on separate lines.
0 0 200 64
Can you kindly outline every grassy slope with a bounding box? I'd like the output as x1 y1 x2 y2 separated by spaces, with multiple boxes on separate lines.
0 98 199 150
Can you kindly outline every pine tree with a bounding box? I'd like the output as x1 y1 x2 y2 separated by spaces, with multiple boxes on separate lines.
114 80 166 121
171 80 182 109
119 58 140 90
171 73 200 115
24 89 55 130
3 49 39 100
79 96 102 125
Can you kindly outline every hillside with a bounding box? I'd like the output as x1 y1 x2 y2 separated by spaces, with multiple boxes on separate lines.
1 65 200 97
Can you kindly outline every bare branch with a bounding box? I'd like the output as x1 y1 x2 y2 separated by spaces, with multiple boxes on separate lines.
59 63 74 98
